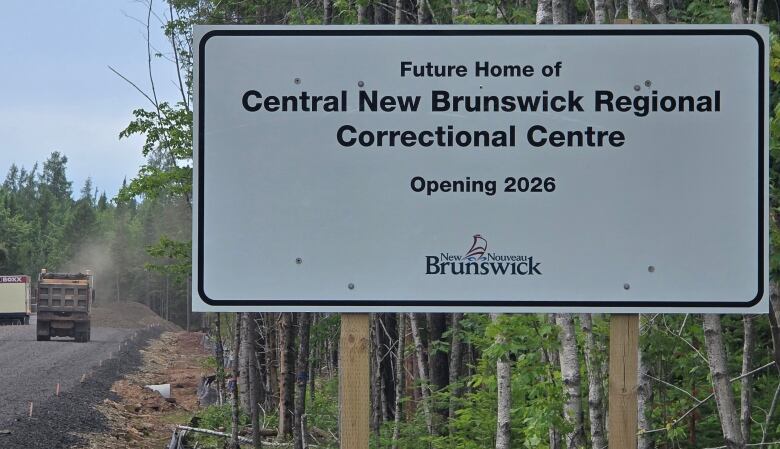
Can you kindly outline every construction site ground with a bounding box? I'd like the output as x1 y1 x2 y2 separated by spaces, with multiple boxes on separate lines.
79 330 209 449
0 302 185 449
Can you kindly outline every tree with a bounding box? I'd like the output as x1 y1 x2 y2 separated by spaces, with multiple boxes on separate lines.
580 314 606 449
294 313 312 449
556 314 583 449
491 314 511 449
278 312 296 438
229 315 242 449
409 313 434 436
703 314 745 449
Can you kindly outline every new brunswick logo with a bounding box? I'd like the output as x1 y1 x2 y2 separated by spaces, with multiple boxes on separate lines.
426 234 541 276
464 234 488 261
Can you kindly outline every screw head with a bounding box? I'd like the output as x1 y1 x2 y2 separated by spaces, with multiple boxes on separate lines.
644 80 652 87
648 265 655 273
294 78 301 85
348 283 355 290
633 84 641 91
358 80 365 87
623 283 631 290
295 258 303 265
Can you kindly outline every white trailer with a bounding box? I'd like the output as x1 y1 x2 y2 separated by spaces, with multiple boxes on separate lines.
0 275 31 325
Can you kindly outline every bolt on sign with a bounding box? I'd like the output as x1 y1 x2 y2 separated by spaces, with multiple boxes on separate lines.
193 26 768 313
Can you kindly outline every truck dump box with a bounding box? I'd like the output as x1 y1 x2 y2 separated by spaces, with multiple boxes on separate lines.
0 275 31 325
37 271 94 342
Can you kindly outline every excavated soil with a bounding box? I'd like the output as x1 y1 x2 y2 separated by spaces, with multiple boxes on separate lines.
78 331 209 449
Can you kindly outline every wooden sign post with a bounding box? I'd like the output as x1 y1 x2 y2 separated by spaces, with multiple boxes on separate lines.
339 313 370 449
608 314 639 448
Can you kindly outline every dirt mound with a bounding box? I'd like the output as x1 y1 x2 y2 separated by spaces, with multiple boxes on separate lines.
91 302 178 330
81 332 209 449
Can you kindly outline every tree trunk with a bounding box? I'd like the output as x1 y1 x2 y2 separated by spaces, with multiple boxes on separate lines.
380 314 398 422
391 313 405 449
703 314 745 449
448 313 463 435
294 313 312 449
740 316 755 444
240 314 251 413
556 314 584 449
323 0 333 24
394 0 404 24
214 313 227 405
428 314 449 392
491 314 511 449
229 315 243 449
755 0 764 22
546 315 562 449
417 0 432 23
246 313 263 449
552 0 568 23
377 0 394 22
628 0 642 21
647 0 666 22
728 0 745 23
536 0 553 23
594 0 607 23
580 314 606 449
409 313 434 436
278 313 296 438
309 314 318 404
265 313 280 412
428 313 449 425
358 2 372 23
371 314 382 434
638 336 653 449
769 286 780 373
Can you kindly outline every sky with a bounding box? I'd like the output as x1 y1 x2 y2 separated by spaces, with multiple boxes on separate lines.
0 0 181 198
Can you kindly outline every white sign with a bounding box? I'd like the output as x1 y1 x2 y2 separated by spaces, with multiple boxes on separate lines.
193 26 768 313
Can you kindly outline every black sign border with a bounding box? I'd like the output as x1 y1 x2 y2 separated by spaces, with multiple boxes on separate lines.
197 28 766 308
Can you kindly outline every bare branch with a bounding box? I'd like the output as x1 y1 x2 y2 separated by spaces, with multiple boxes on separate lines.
169 1 190 111
643 372 700 402
107 65 157 108
643 361 776 436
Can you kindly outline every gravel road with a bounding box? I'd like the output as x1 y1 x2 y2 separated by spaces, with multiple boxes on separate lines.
0 316 154 448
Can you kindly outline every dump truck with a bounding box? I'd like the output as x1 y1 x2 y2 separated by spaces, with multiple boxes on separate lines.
36 270 94 342
0 275 31 325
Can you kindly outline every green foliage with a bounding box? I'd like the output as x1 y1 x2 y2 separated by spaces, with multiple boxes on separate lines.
187 403 250 447
145 236 192 281
307 377 340 441
673 0 730 23
770 32 780 278
118 103 192 203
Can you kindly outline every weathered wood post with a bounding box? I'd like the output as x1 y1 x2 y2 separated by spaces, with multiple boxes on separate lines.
608 314 639 448
339 313 370 449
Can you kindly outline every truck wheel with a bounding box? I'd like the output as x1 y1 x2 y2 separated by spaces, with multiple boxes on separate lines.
75 323 91 343
37 321 50 341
